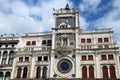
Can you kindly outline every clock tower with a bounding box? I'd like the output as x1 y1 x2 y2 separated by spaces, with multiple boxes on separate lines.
50 4 80 79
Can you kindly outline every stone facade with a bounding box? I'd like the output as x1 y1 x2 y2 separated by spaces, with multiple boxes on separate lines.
0 4 120 80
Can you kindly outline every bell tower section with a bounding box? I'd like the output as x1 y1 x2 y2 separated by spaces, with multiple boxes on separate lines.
50 4 80 78
52 4 79 49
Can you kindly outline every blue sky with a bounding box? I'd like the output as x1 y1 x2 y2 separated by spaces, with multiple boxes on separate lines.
0 0 120 41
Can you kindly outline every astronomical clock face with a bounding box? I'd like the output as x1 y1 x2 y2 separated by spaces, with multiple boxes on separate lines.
57 59 72 73
53 57 74 77
56 17 75 27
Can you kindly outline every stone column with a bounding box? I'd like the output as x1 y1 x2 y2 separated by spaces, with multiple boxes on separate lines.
6 51 9 64
75 12 79 27
87 66 89 78
2 73 5 80
75 12 79 49
11 57 17 79
75 53 79 78
21 67 23 78
30 56 35 78
41 66 43 78
95 53 101 78
0 51 3 64
52 31 55 49
107 65 110 78
115 53 120 78
49 53 54 78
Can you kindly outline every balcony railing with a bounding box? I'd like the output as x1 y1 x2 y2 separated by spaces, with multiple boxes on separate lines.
79 43 118 50
16 46 52 52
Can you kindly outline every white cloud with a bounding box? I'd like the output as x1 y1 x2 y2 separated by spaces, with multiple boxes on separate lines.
79 16 89 29
11 0 29 16
93 0 120 40
1 0 120 42
79 0 101 13
0 0 73 35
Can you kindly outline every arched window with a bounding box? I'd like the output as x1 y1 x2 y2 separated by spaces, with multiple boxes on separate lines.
42 66 47 78
23 67 28 78
82 66 87 78
17 67 22 78
2 51 7 64
89 66 94 78
5 72 10 80
110 66 116 78
102 66 108 78
0 72 3 80
8 51 14 64
36 67 41 78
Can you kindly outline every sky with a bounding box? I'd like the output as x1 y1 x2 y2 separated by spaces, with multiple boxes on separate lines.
0 0 120 41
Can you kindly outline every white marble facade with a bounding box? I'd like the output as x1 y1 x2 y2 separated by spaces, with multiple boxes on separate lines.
0 4 119 80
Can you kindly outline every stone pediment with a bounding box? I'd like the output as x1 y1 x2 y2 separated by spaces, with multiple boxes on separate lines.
55 46 73 56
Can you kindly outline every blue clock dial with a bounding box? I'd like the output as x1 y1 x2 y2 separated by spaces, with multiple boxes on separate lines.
57 59 72 73
60 61 69 71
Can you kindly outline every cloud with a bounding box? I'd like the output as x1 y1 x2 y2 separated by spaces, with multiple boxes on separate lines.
11 0 29 16
93 0 120 40
78 0 120 41
0 0 120 42
79 16 89 29
79 0 101 13
0 0 73 35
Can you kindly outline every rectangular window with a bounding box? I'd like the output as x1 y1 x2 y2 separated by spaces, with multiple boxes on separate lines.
101 55 106 60
104 38 109 42
98 38 102 43
38 56 42 61
88 55 93 60
82 56 86 60
108 55 113 60
47 40 52 46
19 57 23 62
87 39 91 43
44 56 48 61
42 40 46 44
26 41 31 45
25 57 29 62
32 41 36 45
81 39 85 43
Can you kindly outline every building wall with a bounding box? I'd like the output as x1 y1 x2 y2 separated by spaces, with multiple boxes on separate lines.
0 4 119 80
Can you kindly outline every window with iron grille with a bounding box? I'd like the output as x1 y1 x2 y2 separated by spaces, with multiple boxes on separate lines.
108 55 113 60
47 40 52 46
101 55 106 60
88 55 93 60
42 40 46 44
32 41 36 45
19 57 23 62
81 39 85 43
44 56 48 61
98 38 102 43
82 55 86 60
38 56 42 61
104 38 109 42
87 39 91 43
26 41 31 45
